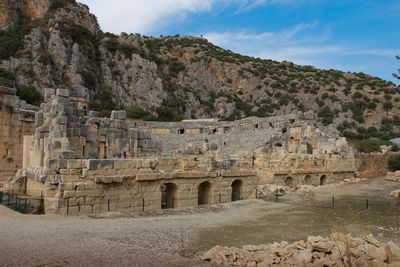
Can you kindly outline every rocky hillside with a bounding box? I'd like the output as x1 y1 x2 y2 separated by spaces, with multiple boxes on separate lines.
1 0 400 140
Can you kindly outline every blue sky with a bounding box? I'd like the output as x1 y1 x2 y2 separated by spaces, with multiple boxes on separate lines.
79 0 400 83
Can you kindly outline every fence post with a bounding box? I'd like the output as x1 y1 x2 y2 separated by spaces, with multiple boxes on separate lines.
24 177 27 195
366 199 369 210
78 202 80 213
24 198 27 213
172 197 174 209
67 198 69 215
108 199 110 212
332 196 335 209
142 198 144 212
219 193 221 203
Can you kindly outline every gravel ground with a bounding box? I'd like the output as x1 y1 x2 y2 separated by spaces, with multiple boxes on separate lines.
0 177 398 267
0 200 268 267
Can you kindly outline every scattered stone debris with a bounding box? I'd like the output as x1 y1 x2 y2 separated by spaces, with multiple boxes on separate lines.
386 171 400 182
200 233 400 266
390 190 400 198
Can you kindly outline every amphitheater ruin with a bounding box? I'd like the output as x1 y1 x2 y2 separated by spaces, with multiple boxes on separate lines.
0 86 356 214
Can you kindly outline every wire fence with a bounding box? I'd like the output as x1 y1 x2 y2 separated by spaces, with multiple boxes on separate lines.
268 193 400 213
0 191 44 214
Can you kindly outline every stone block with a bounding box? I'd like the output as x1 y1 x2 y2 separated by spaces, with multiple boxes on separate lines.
56 89 70 98
63 190 76 198
67 159 83 169
55 116 68 125
110 111 119 120
112 176 124 183
98 159 114 169
88 111 99 117
46 159 60 169
118 110 126 120
114 159 132 169
87 159 100 170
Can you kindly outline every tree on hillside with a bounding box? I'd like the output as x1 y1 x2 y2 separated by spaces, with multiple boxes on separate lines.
394 55 400 80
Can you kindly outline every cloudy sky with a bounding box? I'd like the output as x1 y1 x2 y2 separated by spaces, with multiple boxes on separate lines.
79 0 400 83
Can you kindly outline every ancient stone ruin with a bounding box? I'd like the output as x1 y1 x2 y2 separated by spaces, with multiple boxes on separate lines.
1 87 356 214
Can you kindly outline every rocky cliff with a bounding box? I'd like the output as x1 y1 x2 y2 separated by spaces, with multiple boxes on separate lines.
0 0 400 140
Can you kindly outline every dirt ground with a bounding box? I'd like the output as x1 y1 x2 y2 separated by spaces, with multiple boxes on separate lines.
0 177 399 267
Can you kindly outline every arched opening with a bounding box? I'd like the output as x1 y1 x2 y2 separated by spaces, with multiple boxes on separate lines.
285 177 294 188
178 128 185 134
231 180 242 201
161 183 177 209
320 175 327 186
304 175 312 185
198 181 212 205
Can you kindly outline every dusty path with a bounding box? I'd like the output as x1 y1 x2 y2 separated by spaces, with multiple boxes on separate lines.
0 177 399 266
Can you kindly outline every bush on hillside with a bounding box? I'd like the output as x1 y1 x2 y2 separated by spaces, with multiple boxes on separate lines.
388 155 400 171
17 85 43 106
0 68 15 87
351 139 391 153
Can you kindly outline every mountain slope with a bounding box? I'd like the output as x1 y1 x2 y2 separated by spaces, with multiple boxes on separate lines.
0 0 399 140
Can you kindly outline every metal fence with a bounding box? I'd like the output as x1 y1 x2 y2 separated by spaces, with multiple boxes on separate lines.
0 191 44 214
307 196 400 212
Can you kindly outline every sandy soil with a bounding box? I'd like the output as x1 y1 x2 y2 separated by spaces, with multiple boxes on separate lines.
0 177 399 266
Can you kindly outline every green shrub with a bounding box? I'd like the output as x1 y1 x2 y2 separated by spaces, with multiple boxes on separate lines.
155 106 183 121
38 52 54 66
0 68 15 87
383 102 394 111
318 106 334 125
6 104 13 113
104 39 139 59
388 155 400 171
352 139 390 153
392 144 400 152
0 19 34 59
80 70 96 90
17 85 43 106
168 60 186 77
126 106 152 120
62 24 93 44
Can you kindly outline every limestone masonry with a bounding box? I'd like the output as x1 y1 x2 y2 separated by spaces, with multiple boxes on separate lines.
2 87 356 214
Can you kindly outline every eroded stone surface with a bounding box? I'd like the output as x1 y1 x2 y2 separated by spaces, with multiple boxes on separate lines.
2 87 356 214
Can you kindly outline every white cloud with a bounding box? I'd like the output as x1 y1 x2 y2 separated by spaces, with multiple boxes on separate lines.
78 0 299 34
204 25 399 63
78 0 218 33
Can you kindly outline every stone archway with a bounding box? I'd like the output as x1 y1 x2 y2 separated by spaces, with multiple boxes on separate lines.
198 181 212 205
285 177 294 188
231 180 242 201
304 175 312 185
161 183 177 209
320 175 327 186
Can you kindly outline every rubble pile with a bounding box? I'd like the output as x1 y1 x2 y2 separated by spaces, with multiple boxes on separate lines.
201 233 400 266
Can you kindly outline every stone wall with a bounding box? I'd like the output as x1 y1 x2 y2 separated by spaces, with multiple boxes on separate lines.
34 157 258 215
0 87 38 181
6 88 356 214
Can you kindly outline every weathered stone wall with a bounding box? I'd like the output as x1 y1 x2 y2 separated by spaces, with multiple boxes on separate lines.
0 87 38 181
6 88 356 214
38 157 258 215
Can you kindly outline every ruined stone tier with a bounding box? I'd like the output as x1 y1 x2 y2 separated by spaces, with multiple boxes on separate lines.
0 86 38 181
